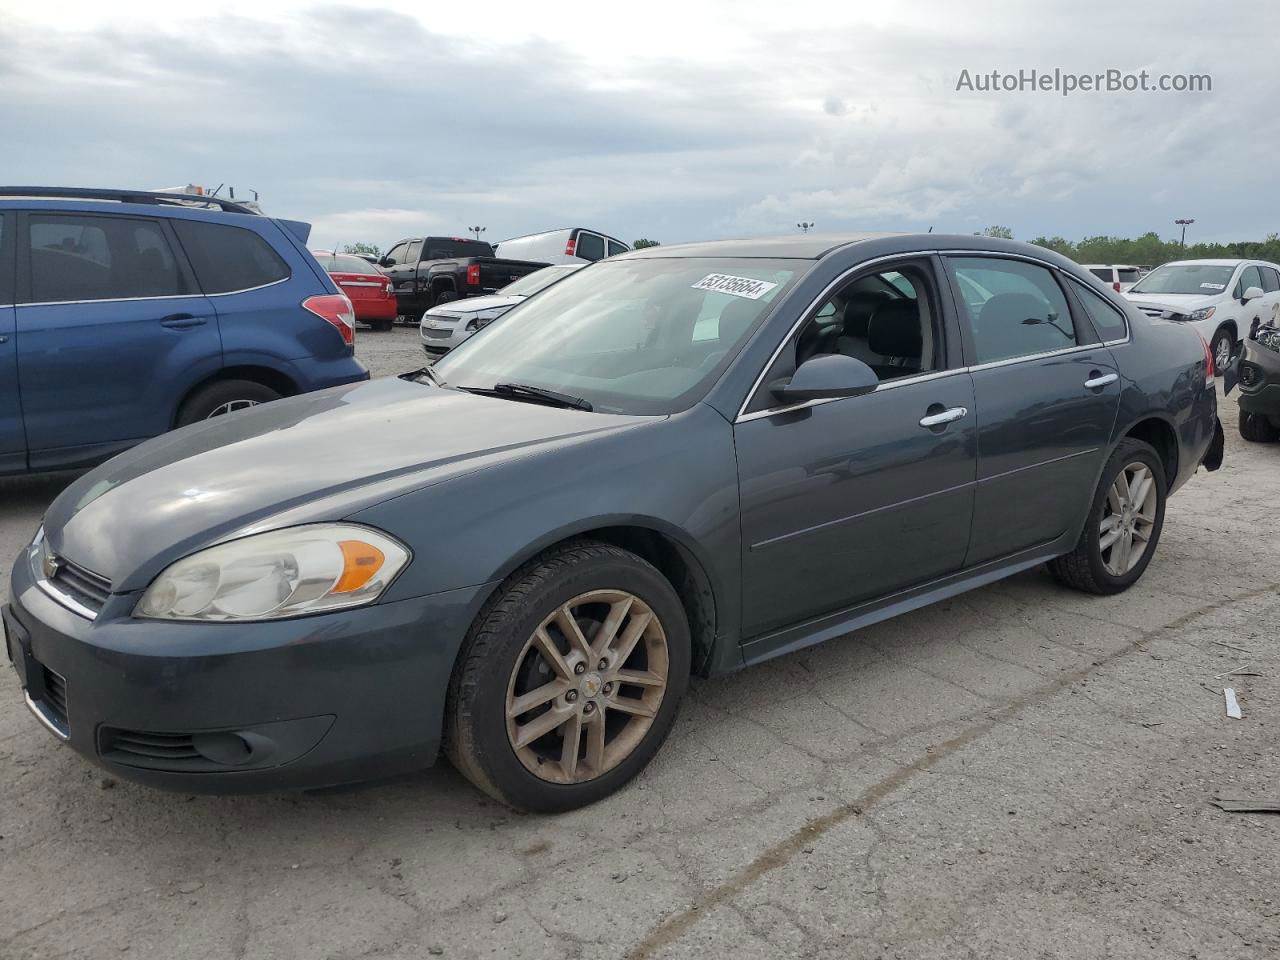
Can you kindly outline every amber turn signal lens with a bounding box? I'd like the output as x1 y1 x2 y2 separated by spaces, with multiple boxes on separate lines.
334 540 386 594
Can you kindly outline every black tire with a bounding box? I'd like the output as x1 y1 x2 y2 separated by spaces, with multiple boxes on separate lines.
433 290 458 307
1048 438 1167 596
1210 327 1235 374
372 317 394 332
176 379 281 426
446 539 690 813
1239 411 1280 443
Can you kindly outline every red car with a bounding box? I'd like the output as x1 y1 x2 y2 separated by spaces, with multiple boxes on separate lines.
312 252 398 331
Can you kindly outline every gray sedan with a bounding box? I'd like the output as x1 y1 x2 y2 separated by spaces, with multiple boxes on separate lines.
4 233 1222 812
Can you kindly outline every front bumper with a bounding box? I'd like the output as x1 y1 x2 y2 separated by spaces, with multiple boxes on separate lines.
4 556 490 793
1237 337 1280 420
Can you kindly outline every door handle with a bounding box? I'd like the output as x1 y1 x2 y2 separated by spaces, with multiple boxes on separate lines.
919 406 968 428
1084 372 1118 389
160 314 207 330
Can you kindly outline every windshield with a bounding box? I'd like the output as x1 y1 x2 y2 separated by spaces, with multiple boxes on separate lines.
1130 263 1236 296
499 264 581 298
433 257 805 415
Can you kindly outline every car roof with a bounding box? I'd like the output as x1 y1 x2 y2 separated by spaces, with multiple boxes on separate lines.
1160 258 1249 267
618 233 904 260
1081 263 1137 269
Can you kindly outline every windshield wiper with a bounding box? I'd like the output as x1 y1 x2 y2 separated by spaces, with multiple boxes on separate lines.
460 382 593 411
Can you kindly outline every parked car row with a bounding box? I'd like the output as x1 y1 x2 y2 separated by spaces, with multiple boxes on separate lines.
3 231 1223 811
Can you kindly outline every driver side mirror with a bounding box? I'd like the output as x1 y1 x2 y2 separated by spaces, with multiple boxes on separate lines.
1242 285 1264 304
378 256 394 268
770 353 880 404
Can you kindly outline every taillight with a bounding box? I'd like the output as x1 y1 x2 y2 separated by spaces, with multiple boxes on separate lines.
1199 333 1215 386
466 264 481 286
1113 281 1121 293
564 237 576 257
303 293 355 347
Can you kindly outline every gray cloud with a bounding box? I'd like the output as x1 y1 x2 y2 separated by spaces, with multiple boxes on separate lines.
2 1 1277 249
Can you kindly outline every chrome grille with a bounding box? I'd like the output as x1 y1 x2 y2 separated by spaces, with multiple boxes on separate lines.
423 327 453 339
42 555 112 618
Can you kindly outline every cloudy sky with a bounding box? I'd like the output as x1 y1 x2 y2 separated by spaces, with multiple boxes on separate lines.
2 0 1275 251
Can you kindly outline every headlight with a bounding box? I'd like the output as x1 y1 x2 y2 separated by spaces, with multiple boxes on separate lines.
28 526 48 580
135 524 410 622
1186 306 1216 323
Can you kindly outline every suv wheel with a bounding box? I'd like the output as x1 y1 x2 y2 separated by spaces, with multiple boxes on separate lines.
434 290 458 307
1048 438 1166 595
177 380 281 426
1211 327 1235 373
1239 411 1280 442
446 540 690 812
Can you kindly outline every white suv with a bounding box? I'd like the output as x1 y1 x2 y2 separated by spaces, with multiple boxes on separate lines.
1124 259 1280 371
1083 264 1142 293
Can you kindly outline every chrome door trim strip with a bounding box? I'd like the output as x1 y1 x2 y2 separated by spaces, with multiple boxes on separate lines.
19 275 291 307
736 367 970 424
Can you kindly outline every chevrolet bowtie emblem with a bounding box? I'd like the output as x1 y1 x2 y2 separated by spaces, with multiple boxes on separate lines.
43 552 60 580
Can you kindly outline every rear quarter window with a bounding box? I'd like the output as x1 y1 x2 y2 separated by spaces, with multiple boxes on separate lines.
1071 281 1129 341
172 220 290 294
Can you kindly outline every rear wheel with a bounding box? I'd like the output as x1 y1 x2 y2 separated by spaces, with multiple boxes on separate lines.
177 380 281 426
433 290 458 307
1239 411 1280 442
446 540 690 812
1048 438 1166 595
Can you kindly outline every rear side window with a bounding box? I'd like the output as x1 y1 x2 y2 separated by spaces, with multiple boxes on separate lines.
28 214 189 302
1088 268 1113 282
404 240 424 264
0 215 10 303
1262 267 1280 292
172 220 289 294
575 232 605 262
607 240 627 257
946 257 1076 364
1071 281 1129 341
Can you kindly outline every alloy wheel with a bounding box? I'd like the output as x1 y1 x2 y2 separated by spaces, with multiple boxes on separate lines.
205 399 261 419
1214 337 1232 372
1099 461 1158 576
505 589 669 784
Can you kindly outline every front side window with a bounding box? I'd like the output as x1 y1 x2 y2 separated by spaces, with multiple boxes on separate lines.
1236 265 1262 298
947 257 1076 364
1071 280 1129 341
28 215 188 302
789 264 940 382
433 257 803 415
384 242 408 265
171 220 289 294
575 232 605 262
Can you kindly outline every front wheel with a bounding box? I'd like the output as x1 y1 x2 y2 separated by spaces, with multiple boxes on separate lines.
1210 327 1235 374
446 540 690 813
1239 411 1280 443
1048 438 1167 595
433 290 458 307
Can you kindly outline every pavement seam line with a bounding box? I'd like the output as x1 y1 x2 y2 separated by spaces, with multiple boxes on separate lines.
623 579 1280 960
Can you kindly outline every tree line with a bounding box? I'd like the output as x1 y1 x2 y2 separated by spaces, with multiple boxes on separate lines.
976 226 1280 267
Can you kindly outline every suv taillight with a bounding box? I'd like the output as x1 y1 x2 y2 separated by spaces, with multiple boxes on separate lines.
564 236 576 257
1113 281 1121 292
1199 333 1215 386
466 264 481 286
303 294 355 347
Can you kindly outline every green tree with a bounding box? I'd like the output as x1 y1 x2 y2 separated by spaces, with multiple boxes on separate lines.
975 225 1014 239
632 238 661 249
343 241 381 256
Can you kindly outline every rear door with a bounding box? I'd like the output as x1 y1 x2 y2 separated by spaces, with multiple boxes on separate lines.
943 255 1121 567
382 240 414 313
0 212 22 472
16 211 220 468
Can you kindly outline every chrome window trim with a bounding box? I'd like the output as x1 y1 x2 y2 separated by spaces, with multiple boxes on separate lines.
20 274 290 307
736 367 970 424
967 341 1110 373
1062 274 1132 343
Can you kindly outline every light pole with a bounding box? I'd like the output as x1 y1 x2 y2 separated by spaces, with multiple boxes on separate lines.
797 221 815 234
468 225 486 241
1175 218 1195 247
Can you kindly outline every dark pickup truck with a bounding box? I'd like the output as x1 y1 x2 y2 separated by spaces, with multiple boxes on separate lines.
379 236 547 317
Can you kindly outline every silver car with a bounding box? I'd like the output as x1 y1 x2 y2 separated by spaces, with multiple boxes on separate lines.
420 263 584 358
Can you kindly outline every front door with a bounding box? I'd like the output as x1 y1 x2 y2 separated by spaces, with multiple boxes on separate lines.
16 211 220 467
944 255 1121 566
734 257 977 639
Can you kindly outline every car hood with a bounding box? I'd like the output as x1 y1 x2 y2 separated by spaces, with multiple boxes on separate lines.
426 294 524 317
1125 291 1220 311
44 378 642 590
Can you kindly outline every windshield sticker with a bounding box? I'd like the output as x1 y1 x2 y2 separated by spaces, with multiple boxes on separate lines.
1200 282 1226 290
692 274 779 300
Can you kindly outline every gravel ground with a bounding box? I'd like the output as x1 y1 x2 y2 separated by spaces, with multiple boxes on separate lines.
1 330 1278 959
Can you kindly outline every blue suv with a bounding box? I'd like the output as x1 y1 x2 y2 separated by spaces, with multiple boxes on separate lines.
0 187 369 475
